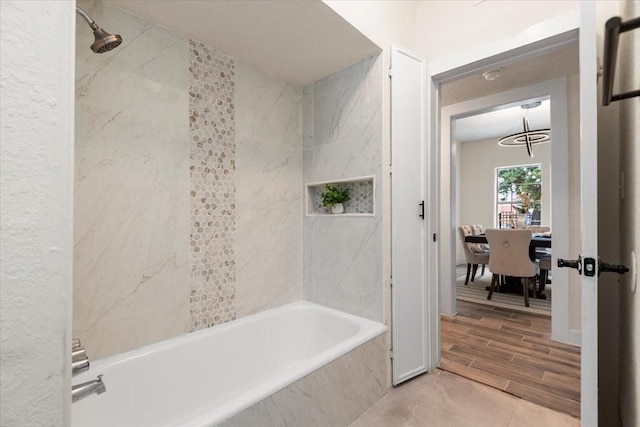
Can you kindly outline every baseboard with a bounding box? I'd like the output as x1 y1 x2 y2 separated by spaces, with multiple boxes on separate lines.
567 329 581 346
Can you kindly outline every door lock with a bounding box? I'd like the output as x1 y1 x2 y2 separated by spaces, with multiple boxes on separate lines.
557 256 582 274
557 256 630 277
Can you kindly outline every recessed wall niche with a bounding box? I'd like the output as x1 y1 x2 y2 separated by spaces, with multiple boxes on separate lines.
306 176 374 216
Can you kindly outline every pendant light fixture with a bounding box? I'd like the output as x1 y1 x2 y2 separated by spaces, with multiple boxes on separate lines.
498 102 550 157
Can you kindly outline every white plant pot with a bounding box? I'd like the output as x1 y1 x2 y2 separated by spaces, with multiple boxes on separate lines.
331 203 344 214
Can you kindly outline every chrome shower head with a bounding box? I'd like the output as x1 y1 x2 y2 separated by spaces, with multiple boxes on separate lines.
76 7 123 54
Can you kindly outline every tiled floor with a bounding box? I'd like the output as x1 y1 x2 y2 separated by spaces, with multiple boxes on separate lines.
348 370 579 427
440 301 580 418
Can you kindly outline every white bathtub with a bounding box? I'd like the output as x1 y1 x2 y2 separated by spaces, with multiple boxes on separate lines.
72 301 387 427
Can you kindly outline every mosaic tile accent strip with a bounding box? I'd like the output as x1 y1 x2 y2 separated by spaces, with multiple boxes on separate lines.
312 179 374 214
189 40 236 331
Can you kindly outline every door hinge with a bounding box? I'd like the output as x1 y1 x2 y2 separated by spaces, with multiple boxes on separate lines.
389 349 394 359
388 68 393 77
433 233 437 242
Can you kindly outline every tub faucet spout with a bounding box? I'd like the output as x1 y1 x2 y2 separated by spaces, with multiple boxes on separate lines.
72 375 106 403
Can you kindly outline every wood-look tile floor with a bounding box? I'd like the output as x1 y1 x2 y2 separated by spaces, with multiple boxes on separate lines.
439 300 581 418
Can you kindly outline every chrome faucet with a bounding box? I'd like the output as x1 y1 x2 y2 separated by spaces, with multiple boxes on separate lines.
72 375 106 403
71 339 106 403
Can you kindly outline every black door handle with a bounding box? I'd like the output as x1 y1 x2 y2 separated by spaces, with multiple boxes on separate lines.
419 201 425 220
557 257 630 277
599 262 630 276
557 257 582 274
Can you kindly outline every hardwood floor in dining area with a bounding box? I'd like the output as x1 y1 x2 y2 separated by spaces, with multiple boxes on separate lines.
439 300 581 418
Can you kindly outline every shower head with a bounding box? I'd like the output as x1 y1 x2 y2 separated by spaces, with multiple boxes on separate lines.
76 7 122 54
90 28 123 54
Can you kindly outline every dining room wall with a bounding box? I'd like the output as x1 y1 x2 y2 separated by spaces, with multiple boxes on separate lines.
456 136 552 263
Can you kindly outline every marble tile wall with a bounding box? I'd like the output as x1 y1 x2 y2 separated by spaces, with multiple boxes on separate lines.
303 55 384 321
74 0 191 358
234 62 303 318
74 0 303 358
219 334 387 426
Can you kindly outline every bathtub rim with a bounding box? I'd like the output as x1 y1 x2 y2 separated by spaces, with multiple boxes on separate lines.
77 300 388 427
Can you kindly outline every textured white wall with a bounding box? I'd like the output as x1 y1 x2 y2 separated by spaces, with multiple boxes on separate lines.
0 1 75 425
413 1 579 60
617 1 639 425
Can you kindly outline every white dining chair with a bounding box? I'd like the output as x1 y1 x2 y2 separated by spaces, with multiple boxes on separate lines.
485 228 538 307
458 225 490 286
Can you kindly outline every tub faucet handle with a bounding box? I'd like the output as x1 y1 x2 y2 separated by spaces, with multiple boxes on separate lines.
72 347 87 361
71 338 90 376
72 356 90 376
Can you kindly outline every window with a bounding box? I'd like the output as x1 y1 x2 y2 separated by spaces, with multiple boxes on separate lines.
496 165 542 228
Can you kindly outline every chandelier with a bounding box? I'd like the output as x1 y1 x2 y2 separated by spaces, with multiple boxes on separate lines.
498 102 550 157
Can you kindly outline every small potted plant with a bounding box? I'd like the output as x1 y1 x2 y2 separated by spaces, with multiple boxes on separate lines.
320 184 351 214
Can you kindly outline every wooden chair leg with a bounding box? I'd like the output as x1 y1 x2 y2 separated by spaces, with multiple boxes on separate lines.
471 264 479 281
464 263 471 286
481 264 485 276
539 269 548 295
530 277 536 300
523 278 530 307
488 274 498 300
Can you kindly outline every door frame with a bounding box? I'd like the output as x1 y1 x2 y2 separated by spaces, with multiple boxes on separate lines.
440 77 579 346
426 13 581 373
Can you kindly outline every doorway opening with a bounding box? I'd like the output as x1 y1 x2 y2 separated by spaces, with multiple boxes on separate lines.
453 102 551 316
435 43 582 418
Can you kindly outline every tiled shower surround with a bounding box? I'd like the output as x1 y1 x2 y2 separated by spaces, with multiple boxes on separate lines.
74 0 382 358
74 0 301 358
188 41 237 330
303 56 383 322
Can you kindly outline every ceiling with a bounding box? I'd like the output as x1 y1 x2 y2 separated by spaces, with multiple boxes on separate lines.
443 42 578 143
454 100 550 143
107 0 381 85
441 43 579 107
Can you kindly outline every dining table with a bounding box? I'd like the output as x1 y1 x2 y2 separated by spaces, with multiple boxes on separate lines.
464 232 552 297
464 233 551 250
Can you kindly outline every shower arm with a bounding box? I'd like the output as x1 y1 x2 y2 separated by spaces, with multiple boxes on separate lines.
76 7 99 31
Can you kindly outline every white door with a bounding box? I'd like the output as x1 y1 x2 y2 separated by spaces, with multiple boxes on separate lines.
575 3 598 424
390 44 428 385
